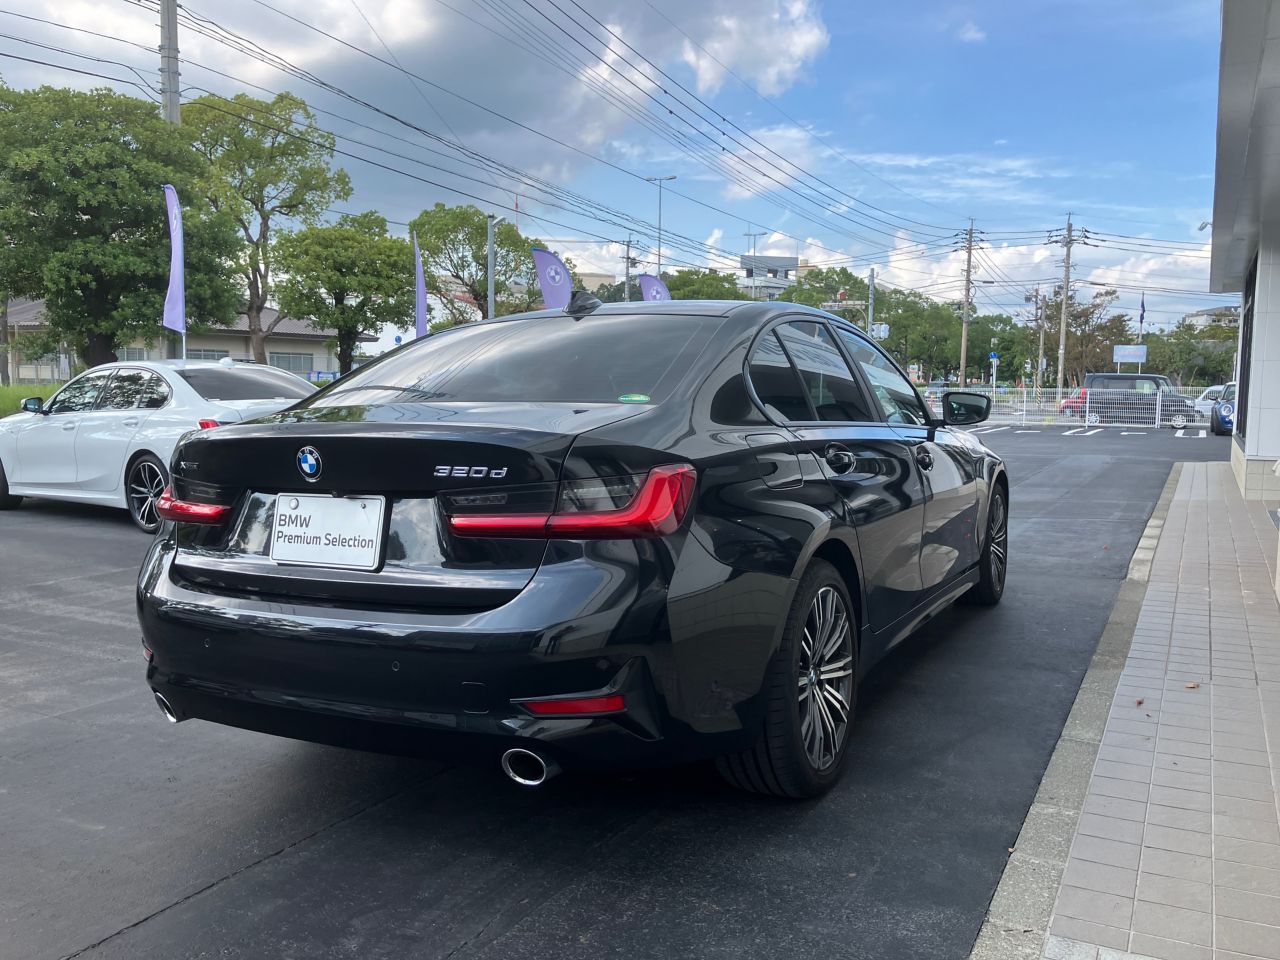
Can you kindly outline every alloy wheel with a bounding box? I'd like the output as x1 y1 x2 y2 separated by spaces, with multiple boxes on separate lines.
1170 414 1187 429
988 493 1008 588
128 460 166 532
1086 412 1100 425
797 586 854 771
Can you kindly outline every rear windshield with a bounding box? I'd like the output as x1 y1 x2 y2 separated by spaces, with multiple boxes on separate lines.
177 366 316 401
305 313 717 407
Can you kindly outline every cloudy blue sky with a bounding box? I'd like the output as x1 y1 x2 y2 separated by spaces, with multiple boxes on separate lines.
2 0 1233 329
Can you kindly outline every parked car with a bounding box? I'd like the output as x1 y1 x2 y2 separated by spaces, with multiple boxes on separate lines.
1060 373 1199 428
1210 381 1237 436
1194 384 1226 417
138 301 1009 799
0 359 315 532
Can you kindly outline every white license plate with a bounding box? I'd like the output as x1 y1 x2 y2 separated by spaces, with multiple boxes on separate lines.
269 494 386 571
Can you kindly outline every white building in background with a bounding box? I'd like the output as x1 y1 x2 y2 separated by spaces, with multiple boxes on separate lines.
1182 305 1240 329
737 255 799 300
3 298 372 383
1209 0 1280 597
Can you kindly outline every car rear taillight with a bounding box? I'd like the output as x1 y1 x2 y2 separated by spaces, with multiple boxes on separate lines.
197 419 223 430
449 464 696 540
155 487 232 525
514 694 626 716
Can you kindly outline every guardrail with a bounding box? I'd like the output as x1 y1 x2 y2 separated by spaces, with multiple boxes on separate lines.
925 387 1207 429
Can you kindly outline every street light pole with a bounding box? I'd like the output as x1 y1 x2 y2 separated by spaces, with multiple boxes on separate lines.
486 213 506 320
646 175 676 277
159 0 181 125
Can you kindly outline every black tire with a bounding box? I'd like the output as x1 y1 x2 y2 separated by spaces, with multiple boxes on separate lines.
1210 411 1224 436
964 485 1008 606
0 457 22 510
716 559 857 799
126 453 168 534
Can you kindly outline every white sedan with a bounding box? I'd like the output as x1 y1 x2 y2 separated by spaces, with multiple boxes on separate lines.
1194 384 1225 417
0 359 315 532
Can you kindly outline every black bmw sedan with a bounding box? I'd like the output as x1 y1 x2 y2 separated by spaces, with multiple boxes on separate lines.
138 300 1007 798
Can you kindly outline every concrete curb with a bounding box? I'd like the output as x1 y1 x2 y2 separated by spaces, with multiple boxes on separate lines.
966 462 1183 960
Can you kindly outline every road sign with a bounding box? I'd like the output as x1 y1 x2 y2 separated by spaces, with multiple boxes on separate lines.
394 335 402 345
989 351 998 360
1113 344 1147 363
871 322 889 340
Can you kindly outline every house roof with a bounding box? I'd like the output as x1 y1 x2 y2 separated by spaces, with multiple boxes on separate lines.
3 299 375 342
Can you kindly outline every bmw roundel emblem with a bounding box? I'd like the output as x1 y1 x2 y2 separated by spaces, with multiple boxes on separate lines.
297 446 322 482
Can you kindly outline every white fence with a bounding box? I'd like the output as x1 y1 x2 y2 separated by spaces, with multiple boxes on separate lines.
926 387 1208 429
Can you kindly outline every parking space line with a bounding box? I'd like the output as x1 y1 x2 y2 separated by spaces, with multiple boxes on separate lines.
1174 428 1207 438
968 425 1009 434
1121 431 1146 435
1014 429 1040 433
1062 427 1086 435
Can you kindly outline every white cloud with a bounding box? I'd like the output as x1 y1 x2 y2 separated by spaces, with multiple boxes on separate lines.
956 20 986 43
680 0 828 96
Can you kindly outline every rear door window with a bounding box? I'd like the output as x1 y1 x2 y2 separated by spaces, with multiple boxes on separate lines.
97 369 149 410
137 373 172 409
748 331 811 421
774 321 876 422
308 313 717 407
178 366 315 401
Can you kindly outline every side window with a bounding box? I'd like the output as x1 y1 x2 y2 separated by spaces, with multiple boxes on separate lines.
137 373 172 410
775 321 875 422
98 370 149 410
1131 380 1155 394
46 371 111 415
748 331 810 421
836 330 930 426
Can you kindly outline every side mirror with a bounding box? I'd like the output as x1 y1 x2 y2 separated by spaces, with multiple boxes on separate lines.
941 391 991 426
21 397 45 414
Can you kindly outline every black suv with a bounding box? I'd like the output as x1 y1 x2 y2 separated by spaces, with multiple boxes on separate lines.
1068 373 1199 428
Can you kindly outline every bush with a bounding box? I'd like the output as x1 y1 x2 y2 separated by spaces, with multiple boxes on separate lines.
0 383 60 417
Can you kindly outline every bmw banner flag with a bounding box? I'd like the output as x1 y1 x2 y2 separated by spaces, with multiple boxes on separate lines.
161 184 185 336
532 248 572 310
637 274 671 301
413 230 429 338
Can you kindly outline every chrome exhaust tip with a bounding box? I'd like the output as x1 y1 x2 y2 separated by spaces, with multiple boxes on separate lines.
500 748 560 787
153 690 180 724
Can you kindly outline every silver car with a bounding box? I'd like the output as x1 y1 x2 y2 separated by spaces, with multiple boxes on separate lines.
0 360 315 531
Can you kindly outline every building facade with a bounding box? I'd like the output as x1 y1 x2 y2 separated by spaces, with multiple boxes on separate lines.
2 299 375 384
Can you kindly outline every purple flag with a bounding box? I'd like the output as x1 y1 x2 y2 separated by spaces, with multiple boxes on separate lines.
637 274 671 301
532 248 572 310
162 184 185 334
413 231 428 337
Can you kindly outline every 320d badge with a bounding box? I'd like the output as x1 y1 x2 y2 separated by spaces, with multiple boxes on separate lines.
138 299 1007 798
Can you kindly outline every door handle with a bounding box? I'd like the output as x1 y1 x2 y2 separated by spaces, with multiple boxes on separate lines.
914 448 934 471
823 443 856 474
122 418 139 428
61 422 76 431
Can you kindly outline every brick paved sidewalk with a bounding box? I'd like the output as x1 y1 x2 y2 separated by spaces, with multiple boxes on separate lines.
1040 462 1280 960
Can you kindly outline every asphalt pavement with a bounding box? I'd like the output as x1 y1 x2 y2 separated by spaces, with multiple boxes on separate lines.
0 428 1232 960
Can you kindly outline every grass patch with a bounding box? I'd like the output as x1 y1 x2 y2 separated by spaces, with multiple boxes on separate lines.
0 383 61 418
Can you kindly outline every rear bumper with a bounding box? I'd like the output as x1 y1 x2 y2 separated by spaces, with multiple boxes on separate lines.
137 538 769 770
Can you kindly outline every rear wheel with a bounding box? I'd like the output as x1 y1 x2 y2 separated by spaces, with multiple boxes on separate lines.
1085 411 1101 425
126 454 168 534
716 559 856 799
1167 413 1188 430
964 485 1007 606
0 457 22 510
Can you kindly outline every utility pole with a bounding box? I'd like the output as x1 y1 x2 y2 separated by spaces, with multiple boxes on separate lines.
958 218 975 385
486 213 505 320
1032 287 1045 398
645 175 676 276
867 267 876 331
622 234 633 302
744 229 766 300
1056 215 1074 402
159 0 181 125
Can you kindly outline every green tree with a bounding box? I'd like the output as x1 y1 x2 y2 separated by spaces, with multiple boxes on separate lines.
663 268 751 300
185 92 352 364
275 212 413 374
1144 321 1237 386
788 267 869 311
0 86 240 366
592 279 627 303
408 203 554 324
